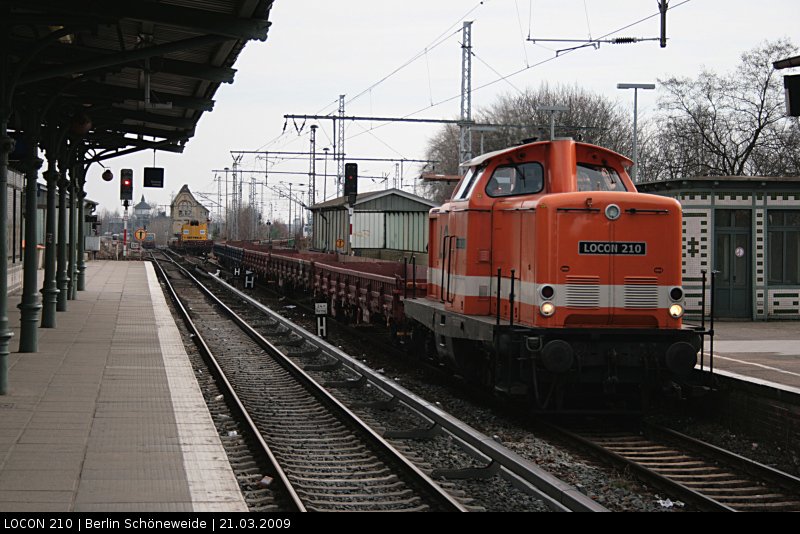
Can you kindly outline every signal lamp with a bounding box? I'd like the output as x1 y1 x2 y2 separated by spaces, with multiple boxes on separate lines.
540 285 555 299
669 287 684 302
120 169 134 201
344 162 358 196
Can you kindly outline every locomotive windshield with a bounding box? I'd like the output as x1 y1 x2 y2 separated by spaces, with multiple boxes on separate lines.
454 166 485 200
577 163 627 192
485 162 543 198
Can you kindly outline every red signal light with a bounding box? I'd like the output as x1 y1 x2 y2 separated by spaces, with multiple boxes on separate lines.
120 169 133 201
344 162 358 196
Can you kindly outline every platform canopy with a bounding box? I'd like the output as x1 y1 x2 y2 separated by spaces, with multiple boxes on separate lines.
1 0 274 161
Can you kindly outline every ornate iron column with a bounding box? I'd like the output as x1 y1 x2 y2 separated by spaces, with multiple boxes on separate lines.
40 132 59 327
67 161 76 300
0 21 14 391
56 152 69 311
76 166 86 291
0 116 14 393
17 113 43 353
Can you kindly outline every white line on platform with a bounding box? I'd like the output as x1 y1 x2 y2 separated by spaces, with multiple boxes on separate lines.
145 262 248 512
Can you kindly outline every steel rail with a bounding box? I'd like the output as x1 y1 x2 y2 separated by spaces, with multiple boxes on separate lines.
541 421 735 512
644 423 800 498
150 254 307 512
158 254 467 512
201 269 607 513
544 420 800 512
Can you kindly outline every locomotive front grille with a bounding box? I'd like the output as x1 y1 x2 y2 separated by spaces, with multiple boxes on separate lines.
623 277 658 309
566 276 600 308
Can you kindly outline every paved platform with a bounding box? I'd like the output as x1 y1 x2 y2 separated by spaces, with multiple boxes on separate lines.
0 261 247 512
699 320 800 393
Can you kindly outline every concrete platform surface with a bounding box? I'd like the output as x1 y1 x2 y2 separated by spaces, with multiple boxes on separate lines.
699 320 800 393
0 261 247 512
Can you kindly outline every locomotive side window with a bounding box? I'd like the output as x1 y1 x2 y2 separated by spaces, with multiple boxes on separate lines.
454 166 485 200
485 162 543 198
577 163 628 192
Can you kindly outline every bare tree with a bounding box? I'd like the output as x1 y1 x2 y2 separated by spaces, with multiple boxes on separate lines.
421 83 632 200
477 83 632 154
421 123 460 204
147 214 172 246
651 39 800 180
97 207 120 235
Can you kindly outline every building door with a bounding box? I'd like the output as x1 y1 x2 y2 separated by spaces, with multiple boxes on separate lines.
714 209 751 318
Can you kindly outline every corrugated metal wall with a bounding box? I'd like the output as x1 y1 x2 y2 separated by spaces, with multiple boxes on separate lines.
311 192 433 254
385 212 427 253
313 209 428 253
312 209 349 252
352 212 384 248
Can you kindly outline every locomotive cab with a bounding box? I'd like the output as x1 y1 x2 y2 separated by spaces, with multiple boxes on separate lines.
405 139 700 409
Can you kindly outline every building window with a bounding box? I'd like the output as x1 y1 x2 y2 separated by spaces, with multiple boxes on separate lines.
178 201 191 217
768 210 800 285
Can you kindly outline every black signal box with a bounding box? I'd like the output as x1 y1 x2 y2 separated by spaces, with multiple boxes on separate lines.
120 169 133 201
344 162 358 197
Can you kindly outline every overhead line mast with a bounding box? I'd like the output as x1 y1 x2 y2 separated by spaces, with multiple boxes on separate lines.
459 21 473 169
337 95 345 196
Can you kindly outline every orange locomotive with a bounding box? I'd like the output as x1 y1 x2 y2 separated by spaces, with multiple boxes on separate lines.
404 139 700 408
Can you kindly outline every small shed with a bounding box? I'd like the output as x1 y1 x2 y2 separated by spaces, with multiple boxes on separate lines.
639 176 800 320
309 188 436 262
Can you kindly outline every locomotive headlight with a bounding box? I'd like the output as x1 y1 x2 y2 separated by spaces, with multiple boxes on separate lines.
668 304 684 319
605 204 621 221
540 301 556 317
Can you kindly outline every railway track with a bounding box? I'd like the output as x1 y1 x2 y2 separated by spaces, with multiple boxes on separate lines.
152 253 465 512
546 420 800 511
160 251 607 512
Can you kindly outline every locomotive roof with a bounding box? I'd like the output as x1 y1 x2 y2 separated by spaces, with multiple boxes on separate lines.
460 139 632 168
460 145 528 168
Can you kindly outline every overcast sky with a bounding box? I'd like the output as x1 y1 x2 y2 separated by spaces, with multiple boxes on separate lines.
84 0 799 223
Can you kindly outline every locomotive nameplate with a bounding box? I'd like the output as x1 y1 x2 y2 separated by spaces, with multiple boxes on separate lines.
579 241 646 255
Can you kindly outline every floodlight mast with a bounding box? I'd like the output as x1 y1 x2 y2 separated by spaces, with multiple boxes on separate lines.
617 83 656 181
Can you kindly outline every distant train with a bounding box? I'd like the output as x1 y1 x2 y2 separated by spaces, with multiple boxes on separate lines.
214 138 704 409
142 232 156 249
170 220 212 253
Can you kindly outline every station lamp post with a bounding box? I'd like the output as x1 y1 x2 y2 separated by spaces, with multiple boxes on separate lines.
617 83 655 182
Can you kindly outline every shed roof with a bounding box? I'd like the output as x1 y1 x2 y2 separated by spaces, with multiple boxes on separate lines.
638 176 800 193
309 188 438 211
